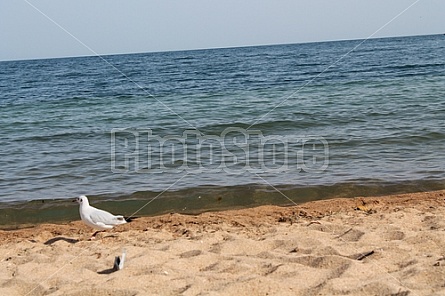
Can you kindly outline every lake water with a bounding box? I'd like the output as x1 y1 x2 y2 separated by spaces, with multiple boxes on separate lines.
0 34 444 225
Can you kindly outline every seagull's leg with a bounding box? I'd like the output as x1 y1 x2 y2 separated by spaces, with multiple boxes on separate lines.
89 230 103 240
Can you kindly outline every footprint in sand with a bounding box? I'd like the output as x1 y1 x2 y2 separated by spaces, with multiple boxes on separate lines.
179 249 202 258
383 229 405 241
336 228 365 242
291 255 351 270
422 215 445 230
309 223 365 242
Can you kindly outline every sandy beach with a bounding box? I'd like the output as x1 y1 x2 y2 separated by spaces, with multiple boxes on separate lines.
1 190 445 295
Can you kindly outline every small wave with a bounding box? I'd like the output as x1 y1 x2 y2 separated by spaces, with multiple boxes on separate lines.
200 119 328 134
9 129 109 143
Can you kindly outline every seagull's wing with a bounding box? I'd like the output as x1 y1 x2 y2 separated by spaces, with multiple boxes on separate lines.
88 207 126 227
94 221 113 230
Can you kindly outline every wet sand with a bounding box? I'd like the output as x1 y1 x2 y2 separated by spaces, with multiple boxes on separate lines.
1 190 445 295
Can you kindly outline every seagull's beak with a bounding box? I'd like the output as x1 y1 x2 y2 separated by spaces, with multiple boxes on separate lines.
72 199 77 203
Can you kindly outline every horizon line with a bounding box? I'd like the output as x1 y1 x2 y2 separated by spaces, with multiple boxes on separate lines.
1 32 442 63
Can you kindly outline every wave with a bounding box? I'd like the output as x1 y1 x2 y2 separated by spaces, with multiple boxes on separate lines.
199 119 329 134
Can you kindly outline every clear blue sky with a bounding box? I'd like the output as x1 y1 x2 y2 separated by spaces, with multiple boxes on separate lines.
1 0 444 61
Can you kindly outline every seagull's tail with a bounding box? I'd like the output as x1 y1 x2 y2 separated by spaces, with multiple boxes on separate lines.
114 215 128 224
124 216 139 223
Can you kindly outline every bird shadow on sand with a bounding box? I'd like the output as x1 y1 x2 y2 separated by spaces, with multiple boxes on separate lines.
44 237 79 245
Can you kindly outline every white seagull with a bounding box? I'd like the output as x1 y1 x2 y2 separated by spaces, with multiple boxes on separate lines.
74 195 127 239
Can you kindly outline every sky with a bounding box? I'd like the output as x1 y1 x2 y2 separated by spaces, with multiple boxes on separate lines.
1 0 444 61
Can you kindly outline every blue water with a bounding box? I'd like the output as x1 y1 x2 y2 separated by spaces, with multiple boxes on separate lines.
1 34 444 207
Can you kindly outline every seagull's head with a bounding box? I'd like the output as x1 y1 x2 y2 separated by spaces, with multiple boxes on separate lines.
74 195 89 206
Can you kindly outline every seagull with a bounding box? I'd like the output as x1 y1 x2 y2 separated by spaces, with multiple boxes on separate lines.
74 195 127 240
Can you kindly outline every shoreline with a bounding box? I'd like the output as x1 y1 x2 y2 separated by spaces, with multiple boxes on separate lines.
1 189 445 234
2 179 445 229
1 190 445 295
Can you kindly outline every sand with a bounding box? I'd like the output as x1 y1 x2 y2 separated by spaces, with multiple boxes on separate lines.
1 190 445 295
